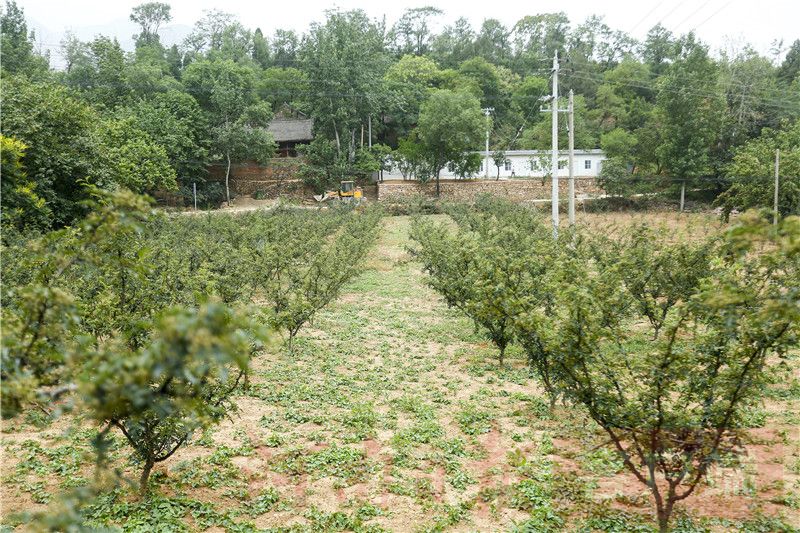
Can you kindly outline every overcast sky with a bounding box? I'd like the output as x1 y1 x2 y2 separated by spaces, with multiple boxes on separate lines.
18 0 800 63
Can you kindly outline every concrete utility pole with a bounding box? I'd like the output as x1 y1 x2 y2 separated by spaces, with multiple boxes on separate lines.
368 115 372 149
680 180 685 212
550 50 559 238
482 107 493 179
568 89 575 226
774 149 780 225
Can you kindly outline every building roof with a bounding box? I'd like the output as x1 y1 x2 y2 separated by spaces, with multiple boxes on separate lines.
493 149 605 157
268 118 314 142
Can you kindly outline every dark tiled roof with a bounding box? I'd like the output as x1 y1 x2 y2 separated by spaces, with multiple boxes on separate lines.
268 118 314 142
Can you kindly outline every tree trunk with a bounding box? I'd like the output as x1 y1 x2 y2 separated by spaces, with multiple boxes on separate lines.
225 151 232 206
657 493 677 532
498 345 505 368
140 459 155 497
436 170 441 198
656 506 670 533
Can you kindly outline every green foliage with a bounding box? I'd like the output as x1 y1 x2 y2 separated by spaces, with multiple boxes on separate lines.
716 120 800 219
86 303 257 494
655 35 726 182
402 89 484 191
90 116 178 193
0 0 49 75
0 75 100 226
410 197 556 371
254 207 383 345
411 198 800 532
0 135 50 232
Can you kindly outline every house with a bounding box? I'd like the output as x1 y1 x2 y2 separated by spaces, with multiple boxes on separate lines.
382 149 606 180
267 105 314 157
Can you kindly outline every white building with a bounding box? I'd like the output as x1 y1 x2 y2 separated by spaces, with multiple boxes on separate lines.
382 149 606 180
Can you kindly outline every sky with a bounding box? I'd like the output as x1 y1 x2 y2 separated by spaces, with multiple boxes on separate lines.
17 0 800 66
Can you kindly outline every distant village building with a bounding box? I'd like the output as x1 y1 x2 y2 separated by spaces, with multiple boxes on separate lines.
382 149 606 180
267 105 314 157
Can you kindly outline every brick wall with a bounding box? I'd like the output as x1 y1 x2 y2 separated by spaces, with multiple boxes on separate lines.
208 160 312 200
377 178 602 203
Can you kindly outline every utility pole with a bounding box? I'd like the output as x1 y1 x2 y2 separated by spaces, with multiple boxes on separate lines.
568 89 575 226
680 180 685 212
482 107 493 179
550 50 559 238
774 149 780 225
368 115 372 149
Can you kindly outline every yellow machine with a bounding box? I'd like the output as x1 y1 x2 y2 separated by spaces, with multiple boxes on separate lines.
314 181 364 204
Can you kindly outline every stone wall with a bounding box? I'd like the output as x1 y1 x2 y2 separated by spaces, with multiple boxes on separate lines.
377 177 602 204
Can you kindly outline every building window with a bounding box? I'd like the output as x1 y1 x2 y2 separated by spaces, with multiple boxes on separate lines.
504 160 512 171
558 160 567 169
530 160 538 171
585 159 592 169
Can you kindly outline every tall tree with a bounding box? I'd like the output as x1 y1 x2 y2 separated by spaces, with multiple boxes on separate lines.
778 39 800 83
405 89 484 195
430 17 475 68
130 2 172 47
271 29 299 67
390 6 442 56
252 28 270 68
655 34 725 184
511 13 569 73
299 9 389 164
0 0 49 75
473 19 511 67
62 36 130 109
182 59 274 204
642 24 677 76
1 76 98 226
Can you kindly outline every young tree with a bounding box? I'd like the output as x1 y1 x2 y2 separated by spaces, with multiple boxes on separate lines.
544 214 800 532
492 150 507 179
407 89 484 195
84 303 257 495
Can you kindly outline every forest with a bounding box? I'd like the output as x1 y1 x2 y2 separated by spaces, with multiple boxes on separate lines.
2 0 800 231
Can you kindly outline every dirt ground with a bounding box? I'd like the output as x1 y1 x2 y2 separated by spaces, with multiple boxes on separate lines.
1 211 798 532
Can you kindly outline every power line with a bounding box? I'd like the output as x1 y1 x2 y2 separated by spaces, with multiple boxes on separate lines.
672 0 715 33
690 0 736 32
628 1 667 34
563 68 800 112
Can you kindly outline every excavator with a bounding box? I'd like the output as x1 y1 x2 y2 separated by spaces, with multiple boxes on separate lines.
313 181 364 204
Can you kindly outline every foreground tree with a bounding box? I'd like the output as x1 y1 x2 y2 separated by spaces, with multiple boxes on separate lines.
85 303 256 494
546 213 800 532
